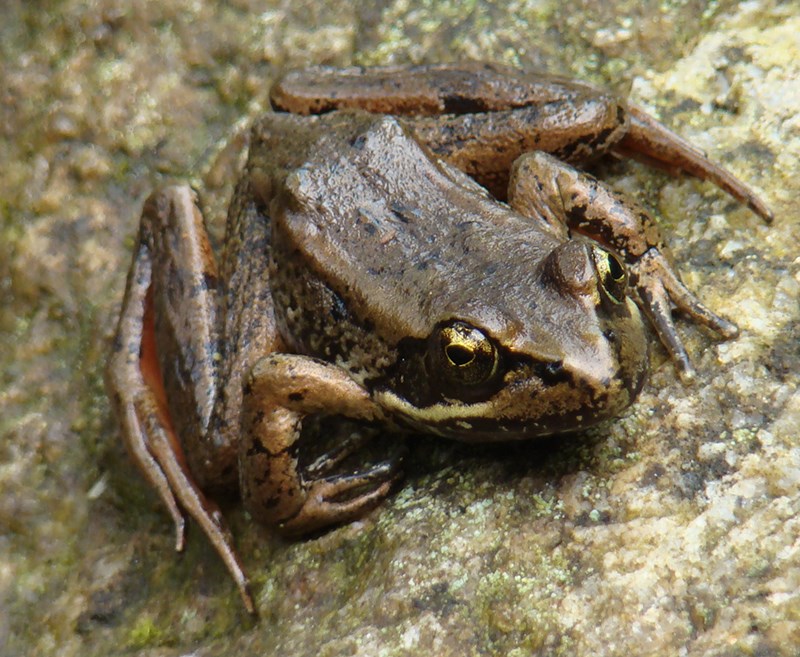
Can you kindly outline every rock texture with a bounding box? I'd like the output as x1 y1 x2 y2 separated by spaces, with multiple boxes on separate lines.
1 1 797 656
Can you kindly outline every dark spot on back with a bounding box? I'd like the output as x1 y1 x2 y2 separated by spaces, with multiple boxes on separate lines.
443 94 490 114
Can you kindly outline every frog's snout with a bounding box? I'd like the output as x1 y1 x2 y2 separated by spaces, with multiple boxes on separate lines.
539 240 648 413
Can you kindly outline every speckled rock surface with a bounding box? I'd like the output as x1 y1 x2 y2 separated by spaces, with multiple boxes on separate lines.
1 1 797 656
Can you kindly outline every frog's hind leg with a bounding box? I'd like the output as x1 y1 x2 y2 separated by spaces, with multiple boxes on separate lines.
271 63 629 199
615 106 772 222
106 186 254 613
272 64 771 220
508 151 738 379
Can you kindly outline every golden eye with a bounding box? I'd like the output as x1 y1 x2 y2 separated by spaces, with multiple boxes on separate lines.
432 321 499 386
593 248 627 304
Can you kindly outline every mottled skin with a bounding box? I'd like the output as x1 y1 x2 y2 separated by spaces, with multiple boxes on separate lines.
106 63 771 613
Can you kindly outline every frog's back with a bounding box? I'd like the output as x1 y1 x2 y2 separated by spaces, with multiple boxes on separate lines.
264 112 564 356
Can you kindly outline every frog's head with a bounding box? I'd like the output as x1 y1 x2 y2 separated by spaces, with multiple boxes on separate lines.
377 240 648 439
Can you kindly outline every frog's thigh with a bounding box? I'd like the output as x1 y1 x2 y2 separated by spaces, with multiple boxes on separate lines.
408 97 626 197
240 354 398 534
142 185 246 488
109 186 222 537
107 186 253 611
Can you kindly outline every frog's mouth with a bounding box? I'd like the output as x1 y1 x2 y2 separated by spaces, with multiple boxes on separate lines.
374 367 634 441
375 343 647 442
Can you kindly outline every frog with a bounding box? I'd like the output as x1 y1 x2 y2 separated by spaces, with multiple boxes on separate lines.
106 62 771 613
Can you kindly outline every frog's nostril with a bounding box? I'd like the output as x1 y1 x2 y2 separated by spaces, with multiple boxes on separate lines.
533 359 567 384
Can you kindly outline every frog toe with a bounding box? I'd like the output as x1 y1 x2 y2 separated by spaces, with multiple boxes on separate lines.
630 248 738 377
279 460 403 535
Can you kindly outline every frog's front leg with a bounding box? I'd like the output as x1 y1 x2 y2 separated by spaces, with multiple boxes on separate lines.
107 186 254 613
509 151 738 379
239 354 400 535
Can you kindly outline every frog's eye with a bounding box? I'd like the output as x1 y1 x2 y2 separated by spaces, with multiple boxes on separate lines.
593 248 627 304
431 321 500 386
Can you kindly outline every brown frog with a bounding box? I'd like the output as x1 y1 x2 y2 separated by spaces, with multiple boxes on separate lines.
106 63 771 612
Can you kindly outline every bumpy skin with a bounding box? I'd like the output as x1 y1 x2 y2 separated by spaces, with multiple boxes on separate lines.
260 113 646 435
107 62 771 612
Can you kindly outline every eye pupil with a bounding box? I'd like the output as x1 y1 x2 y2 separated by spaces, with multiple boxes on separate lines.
592 247 627 304
429 321 500 387
445 344 475 367
607 252 625 281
